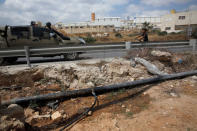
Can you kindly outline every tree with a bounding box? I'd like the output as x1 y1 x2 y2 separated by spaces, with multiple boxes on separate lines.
142 22 153 31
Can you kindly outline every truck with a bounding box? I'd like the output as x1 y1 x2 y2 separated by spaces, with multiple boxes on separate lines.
0 22 86 65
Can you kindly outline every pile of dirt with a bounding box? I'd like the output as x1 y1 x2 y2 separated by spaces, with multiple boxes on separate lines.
0 69 44 87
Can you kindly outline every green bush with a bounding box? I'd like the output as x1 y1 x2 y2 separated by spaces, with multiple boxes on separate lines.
157 31 168 36
84 34 96 43
170 32 176 35
115 32 122 38
151 29 161 34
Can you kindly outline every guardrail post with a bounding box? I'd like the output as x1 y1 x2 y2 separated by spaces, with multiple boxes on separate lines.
24 46 31 67
126 42 131 50
190 39 197 53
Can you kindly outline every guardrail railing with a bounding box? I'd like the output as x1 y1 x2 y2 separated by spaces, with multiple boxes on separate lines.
0 40 196 67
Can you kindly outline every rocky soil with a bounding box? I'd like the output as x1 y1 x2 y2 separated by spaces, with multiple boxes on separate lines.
0 49 197 131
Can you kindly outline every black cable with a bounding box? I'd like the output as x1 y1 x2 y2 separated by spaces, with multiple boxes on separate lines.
59 89 98 131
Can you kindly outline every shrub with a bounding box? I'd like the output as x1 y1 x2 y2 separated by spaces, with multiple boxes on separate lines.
151 29 161 34
84 34 96 43
170 32 176 35
157 31 168 36
115 32 122 38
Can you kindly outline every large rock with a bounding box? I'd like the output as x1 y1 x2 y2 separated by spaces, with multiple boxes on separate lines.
151 50 172 62
51 111 62 120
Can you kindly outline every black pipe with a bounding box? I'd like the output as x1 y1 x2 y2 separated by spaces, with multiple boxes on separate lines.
1 70 197 106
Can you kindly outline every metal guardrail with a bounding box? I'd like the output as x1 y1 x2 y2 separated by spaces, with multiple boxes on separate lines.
0 44 125 57
130 41 189 47
0 41 190 58
1 40 196 67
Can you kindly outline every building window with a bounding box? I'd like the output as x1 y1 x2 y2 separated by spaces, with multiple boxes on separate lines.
179 16 185 20
165 27 171 30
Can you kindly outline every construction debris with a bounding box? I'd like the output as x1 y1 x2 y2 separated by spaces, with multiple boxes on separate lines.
0 50 197 130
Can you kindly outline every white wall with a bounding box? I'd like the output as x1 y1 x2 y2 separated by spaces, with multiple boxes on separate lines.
161 10 197 33
61 17 127 29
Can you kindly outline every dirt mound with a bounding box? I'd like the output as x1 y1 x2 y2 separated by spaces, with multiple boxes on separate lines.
0 69 44 87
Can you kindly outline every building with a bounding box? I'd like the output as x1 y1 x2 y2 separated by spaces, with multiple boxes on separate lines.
133 17 161 29
55 10 197 34
55 13 129 34
161 10 197 33
90 17 124 29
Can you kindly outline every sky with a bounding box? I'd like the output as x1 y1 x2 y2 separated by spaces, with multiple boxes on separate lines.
0 0 197 25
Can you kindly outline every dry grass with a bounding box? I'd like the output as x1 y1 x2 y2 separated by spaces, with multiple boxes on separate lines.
58 29 188 44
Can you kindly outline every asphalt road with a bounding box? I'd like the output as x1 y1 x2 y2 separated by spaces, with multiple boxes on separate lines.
15 50 126 64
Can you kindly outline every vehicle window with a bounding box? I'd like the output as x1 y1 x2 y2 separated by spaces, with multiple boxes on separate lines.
11 27 29 39
33 27 50 39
